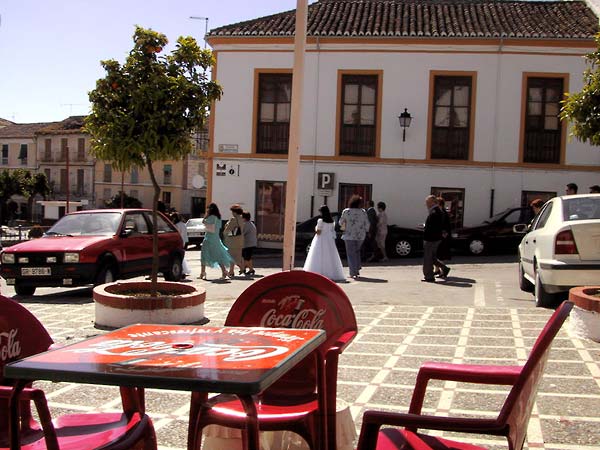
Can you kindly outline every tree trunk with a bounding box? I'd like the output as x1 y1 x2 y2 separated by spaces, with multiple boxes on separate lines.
146 157 161 295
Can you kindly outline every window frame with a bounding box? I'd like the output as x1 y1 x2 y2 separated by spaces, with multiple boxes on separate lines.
427 71 477 161
1 144 8 165
519 73 568 165
253 69 293 155
335 70 383 158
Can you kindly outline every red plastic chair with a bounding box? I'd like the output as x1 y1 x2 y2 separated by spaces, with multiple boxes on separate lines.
189 270 358 450
356 300 574 450
0 295 157 450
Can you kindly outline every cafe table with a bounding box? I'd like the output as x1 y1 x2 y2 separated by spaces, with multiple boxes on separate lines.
4 323 326 450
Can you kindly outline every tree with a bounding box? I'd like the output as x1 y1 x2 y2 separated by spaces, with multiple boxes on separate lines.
85 26 222 286
560 34 600 146
21 172 52 221
105 192 142 209
0 170 25 225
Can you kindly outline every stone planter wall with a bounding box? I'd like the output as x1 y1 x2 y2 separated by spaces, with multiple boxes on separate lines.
568 286 600 342
94 281 206 329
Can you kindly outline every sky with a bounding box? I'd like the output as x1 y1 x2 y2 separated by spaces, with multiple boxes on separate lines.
0 0 305 124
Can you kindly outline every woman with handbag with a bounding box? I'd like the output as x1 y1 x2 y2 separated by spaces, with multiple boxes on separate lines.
199 203 234 280
223 204 245 277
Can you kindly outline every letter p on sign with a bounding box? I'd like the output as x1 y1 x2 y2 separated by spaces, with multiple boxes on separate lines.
317 172 334 191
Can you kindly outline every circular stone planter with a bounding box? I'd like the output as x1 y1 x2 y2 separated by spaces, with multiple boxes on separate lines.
93 281 207 329
568 286 600 342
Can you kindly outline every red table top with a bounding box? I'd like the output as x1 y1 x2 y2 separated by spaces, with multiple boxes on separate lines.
4 324 325 395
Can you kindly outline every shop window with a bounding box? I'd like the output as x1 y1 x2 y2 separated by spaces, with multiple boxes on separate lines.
431 187 465 229
256 180 286 242
338 183 372 212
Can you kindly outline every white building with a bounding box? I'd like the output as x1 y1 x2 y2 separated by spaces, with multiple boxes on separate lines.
207 0 600 247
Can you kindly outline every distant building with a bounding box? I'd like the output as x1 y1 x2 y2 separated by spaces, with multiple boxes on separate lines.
207 0 600 247
0 121 54 221
36 116 95 216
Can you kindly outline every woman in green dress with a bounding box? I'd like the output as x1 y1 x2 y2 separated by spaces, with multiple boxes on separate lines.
200 203 234 280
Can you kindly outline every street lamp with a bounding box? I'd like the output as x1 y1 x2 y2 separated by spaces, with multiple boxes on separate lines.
189 16 209 48
398 108 412 142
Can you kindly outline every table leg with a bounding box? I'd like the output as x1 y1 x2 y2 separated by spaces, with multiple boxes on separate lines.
188 391 208 450
238 395 259 450
9 380 27 450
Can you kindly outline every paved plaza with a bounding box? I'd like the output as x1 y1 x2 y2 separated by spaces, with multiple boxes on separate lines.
5 255 600 449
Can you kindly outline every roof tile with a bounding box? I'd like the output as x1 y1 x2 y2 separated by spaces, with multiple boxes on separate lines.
209 0 598 40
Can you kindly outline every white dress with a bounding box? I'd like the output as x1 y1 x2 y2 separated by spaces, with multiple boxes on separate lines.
303 219 345 281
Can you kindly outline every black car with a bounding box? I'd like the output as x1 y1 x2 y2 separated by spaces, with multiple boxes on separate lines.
295 213 424 258
451 207 534 255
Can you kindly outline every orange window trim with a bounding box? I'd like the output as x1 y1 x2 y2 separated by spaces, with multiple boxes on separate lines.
251 68 293 155
335 70 383 158
426 71 478 162
518 72 569 165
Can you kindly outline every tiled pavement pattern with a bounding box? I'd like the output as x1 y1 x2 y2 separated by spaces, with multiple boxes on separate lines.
17 300 600 450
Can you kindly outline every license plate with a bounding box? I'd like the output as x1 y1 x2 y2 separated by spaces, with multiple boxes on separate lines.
21 267 51 276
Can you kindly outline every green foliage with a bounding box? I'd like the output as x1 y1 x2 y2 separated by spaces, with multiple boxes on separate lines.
104 192 143 209
0 169 50 223
85 26 222 170
85 26 222 285
560 34 600 147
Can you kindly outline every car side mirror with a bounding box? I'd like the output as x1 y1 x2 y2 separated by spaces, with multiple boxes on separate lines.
513 223 528 234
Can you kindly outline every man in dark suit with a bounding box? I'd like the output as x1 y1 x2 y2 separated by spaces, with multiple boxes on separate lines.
422 195 450 282
364 200 378 262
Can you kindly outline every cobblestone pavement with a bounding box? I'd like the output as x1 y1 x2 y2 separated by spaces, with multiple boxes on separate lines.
16 298 600 450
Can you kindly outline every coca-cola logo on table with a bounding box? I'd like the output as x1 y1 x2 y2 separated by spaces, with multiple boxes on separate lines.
260 295 326 329
1 329 21 362
68 339 289 362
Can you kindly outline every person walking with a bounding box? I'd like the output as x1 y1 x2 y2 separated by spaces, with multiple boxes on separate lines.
171 212 190 279
566 183 578 195
223 204 245 277
375 201 388 262
339 195 370 279
365 200 378 262
303 205 345 281
422 195 449 282
241 211 257 276
434 197 451 278
199 203 233 280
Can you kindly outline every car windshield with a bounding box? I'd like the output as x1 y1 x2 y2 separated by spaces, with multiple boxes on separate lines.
483 209 511 224
562 197 600 221
46 212 122 236
187 219 204 227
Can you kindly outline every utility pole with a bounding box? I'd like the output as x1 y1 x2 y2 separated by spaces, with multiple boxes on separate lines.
65 146 70 214
282 0 308 271
189 16 209 48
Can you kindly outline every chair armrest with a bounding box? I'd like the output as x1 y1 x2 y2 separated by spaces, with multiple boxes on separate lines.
409 362 522 414
362 410 502 433
332 331 357 353
4 385 60 450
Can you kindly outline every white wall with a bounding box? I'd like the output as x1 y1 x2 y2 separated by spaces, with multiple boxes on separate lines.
212 43 600 229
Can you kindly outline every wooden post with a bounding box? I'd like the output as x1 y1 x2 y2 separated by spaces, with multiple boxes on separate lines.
282 0 307 271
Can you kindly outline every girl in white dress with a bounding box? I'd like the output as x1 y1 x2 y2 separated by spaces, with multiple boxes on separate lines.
303 205 345 281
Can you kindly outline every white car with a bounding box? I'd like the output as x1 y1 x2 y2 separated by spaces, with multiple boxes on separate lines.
517 194 600 307
185 218 206 249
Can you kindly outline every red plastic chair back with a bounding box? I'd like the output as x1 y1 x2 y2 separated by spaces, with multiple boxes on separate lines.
498 301 573 449
226 270 357 402
0 296 54 438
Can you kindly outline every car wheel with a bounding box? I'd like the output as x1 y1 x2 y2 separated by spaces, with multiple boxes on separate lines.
534 268 558 308
518 260 534 293
393 239 413 257
14 283 35 296
164 254 183 281
468 238 485 255
95 264 116 286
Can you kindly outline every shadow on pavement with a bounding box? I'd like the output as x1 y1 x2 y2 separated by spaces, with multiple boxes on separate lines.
355 276 388 283
12 287 94 304
439 276 475 288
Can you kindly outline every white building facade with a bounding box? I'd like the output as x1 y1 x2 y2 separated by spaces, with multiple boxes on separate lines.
207 0 600 246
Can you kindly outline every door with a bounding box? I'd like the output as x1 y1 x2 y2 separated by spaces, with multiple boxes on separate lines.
256 181 286 244
338 183 372 212
521 202 553 275
120 211 153 275
431 187 464 229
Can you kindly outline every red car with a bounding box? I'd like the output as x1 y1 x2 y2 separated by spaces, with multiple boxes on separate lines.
0 209 184 296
